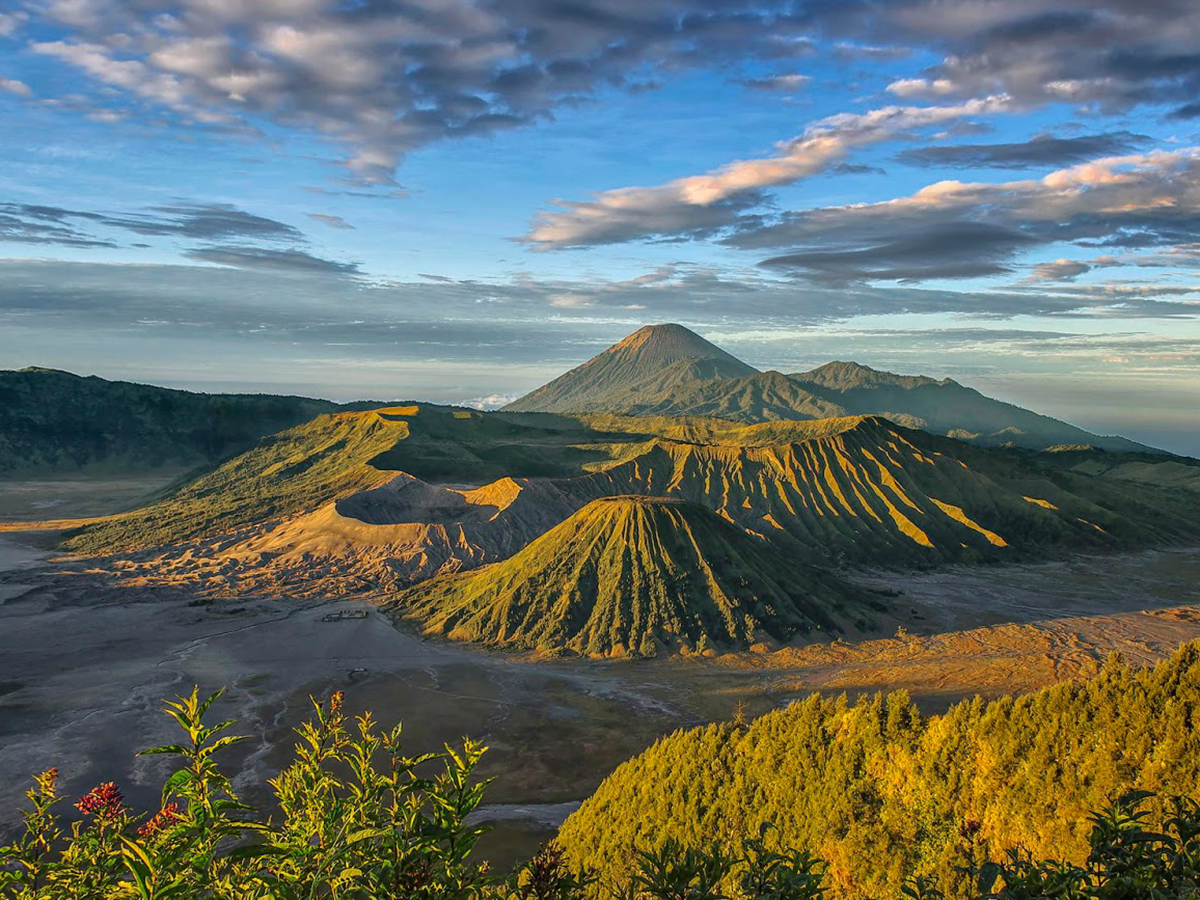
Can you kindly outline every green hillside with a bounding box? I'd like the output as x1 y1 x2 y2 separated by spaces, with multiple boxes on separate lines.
505 325 1162 453
0 367 338 477
62 408 412 553
65 411 1200 603
59 404 672 553
1038 445 1200 493
390 495 864 657
559 642 1200 899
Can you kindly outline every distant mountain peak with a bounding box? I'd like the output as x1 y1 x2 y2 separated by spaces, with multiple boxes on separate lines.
503 324 757 413
609 323 752 365
16 366 77 377
795 360 942 391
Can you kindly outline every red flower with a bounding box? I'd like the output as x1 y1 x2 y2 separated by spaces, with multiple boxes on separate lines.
75 782 125 821
138 802 182 837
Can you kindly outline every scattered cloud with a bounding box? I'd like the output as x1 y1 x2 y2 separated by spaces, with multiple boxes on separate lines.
881 2 1200 113
0 12 26 38
463 394 518 410
523 95 1013 249
306 213 354 230
759 221 1034 285
24 0 817 183
183 246 360 276
739 74 810 92
0 203 117 248
0 77 31 97
1027 259 1092 282
729 147 1200 284
897 132 1150 169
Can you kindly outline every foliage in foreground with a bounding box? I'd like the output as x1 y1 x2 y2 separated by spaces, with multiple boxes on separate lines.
560 644 1200 899
1 681 1199 899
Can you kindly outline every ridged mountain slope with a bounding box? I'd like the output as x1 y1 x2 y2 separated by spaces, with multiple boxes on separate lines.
115 415 1200 600
389 495 861 657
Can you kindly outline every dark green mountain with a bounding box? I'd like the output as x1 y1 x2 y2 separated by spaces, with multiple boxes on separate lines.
504 326 1162 454
0 367 338 477
389 495 863 657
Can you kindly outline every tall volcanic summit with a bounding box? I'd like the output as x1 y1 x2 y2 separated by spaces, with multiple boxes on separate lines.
503 323 758 414
505 324 1160 454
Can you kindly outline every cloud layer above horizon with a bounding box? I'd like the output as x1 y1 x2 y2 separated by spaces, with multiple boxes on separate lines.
0 0 1198 452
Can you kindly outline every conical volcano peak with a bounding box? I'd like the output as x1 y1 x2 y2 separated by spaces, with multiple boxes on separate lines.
613 323 731 355
605 323 756 370
503 324 757 413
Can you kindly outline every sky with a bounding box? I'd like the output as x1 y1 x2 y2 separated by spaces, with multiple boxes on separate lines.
0 0 1198 455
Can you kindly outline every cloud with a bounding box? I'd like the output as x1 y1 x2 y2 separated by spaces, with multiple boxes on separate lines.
0 12 26 37
306 213 354 230
183 245 360 276
0 199 305 247
523 95 1013 249
104 202 305 241
760 221 1034 285
18 0 1200 189
897 131 1150 169
25 0 819 183
1027 259 1091 281
739 74 810 92
0 204 117 248
877 2 1200 111
728 147 1200 284
0 77 31 97
463 394 518 410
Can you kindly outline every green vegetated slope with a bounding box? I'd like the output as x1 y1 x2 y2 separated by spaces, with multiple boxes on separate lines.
65 407 1200 614
0 367 338 477
60 404 666 553
559 643 1200 899
1039 446 1200 493
62 408 413 553
505 325 1161 453
391 495 866 657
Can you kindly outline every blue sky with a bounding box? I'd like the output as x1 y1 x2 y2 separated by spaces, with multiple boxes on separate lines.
0 1 1198 453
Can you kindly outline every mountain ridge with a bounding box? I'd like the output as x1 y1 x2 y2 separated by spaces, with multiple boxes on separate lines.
505 324 1162 454
0 366 344 477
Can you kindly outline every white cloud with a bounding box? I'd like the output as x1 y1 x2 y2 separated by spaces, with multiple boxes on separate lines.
0 77 31 97
524 95 1013 248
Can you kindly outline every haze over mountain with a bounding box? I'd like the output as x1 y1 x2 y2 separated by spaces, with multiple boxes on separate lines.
506 325 1161 454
